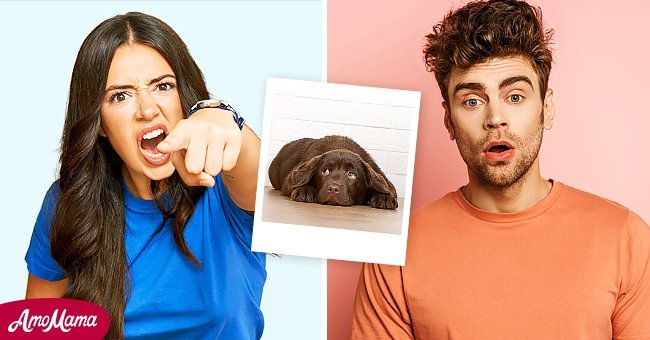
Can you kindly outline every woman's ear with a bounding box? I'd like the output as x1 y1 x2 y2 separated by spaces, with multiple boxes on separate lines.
98 125 107 137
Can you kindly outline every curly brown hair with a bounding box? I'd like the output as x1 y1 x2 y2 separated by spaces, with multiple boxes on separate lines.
423 0 554 103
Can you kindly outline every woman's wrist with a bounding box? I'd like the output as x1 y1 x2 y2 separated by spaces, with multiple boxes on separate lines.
187 100 245 130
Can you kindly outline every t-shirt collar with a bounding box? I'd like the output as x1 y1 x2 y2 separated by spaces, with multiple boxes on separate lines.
453 180 564 223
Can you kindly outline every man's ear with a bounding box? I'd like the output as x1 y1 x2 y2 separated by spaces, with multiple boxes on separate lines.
361 159 395 197
543 89 555 130
98 125 107 137
442 101 455 140
286 154 322 191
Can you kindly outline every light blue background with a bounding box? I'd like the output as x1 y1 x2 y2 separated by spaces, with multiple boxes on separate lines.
0 2 323 339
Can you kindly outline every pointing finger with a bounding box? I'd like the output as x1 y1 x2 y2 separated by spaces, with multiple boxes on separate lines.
157 123 190 153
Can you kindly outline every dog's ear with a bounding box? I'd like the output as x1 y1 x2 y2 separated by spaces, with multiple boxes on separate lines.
287 154 322 190
361 160 394 196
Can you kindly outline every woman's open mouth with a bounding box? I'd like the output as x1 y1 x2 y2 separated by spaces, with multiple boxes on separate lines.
138 124 171 165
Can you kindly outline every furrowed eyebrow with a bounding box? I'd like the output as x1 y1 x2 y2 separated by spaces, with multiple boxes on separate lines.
453 82 485 96
105 84 134 92
499 76 533 90
105 74 176 92
147 74 175 86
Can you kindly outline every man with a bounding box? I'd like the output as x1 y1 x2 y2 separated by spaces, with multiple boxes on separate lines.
350 0 650 339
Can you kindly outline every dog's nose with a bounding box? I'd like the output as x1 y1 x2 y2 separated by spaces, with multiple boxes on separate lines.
327 184 341 194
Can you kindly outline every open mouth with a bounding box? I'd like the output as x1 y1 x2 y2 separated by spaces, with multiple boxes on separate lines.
488 144 511 153
483 141 515 162
138 124 170 165
483 141 514 153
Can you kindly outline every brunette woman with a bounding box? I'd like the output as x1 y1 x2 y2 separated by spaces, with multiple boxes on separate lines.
24 12 265 339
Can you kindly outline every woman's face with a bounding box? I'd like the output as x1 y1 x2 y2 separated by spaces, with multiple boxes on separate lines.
100 43 184 192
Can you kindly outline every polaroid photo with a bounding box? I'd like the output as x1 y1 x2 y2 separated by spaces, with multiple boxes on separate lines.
252 78 420 265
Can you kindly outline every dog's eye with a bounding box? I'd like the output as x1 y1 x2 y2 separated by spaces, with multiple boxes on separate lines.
321 168 330 175
347 171 356 179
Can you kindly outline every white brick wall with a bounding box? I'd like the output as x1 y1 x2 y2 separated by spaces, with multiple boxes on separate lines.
263 78 420 198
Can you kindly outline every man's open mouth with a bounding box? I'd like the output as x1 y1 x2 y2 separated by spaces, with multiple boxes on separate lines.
483 141 514 153
483 141 515 162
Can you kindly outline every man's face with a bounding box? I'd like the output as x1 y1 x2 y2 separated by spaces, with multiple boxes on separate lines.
443 56 554 187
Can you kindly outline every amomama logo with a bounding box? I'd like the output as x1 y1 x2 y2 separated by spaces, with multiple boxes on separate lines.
0 298 109 339
8 308 97 332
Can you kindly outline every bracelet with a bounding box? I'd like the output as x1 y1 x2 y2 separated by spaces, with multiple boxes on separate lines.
187 99 245 130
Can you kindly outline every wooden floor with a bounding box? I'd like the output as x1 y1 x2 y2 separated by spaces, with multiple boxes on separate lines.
261 186 404 234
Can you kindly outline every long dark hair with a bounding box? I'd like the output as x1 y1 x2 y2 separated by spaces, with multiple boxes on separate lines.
50 12 209 339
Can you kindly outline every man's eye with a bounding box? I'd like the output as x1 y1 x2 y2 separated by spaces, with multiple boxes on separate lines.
509 94 523 103
464 98 480 108
321 168 330 175
347 171 356 179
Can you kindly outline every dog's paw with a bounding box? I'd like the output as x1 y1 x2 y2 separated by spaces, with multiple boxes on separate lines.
370 192 398 210
291 185 317 203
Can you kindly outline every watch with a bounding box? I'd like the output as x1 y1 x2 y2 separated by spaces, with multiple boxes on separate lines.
187 99 245 130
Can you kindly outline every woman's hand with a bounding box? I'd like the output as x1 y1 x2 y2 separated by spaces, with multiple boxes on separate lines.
157 107 260 211
157 108 241 187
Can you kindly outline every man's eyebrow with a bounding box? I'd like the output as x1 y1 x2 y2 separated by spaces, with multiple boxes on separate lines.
499 76 533 90
105 74 176 92
453 82 485 95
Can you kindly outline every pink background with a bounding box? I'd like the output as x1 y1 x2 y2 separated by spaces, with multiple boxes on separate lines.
327 1 650 339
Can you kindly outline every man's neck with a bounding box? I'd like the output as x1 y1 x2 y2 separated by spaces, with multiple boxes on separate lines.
461 161 552 213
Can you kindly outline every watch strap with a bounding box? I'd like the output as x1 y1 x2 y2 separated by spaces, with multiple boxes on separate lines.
187 99 245 130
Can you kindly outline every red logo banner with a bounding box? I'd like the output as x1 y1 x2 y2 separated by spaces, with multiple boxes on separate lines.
0 298 109 339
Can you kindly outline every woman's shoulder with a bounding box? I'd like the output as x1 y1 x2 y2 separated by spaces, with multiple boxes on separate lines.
39 180 62 215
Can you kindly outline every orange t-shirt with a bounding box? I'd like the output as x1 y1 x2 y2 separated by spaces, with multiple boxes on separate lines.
351 182 650 339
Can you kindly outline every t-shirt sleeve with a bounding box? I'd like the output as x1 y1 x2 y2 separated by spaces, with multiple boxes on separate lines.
24 181 67 282
350 262 415 340
212 173 255 247
612 211 650 339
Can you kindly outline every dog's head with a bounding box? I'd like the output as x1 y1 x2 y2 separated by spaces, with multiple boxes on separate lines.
287 149 393 206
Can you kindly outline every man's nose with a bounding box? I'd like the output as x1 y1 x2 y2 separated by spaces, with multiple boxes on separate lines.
484 103 508 130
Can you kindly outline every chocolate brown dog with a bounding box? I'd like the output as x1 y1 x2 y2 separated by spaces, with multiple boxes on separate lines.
268 136 398 209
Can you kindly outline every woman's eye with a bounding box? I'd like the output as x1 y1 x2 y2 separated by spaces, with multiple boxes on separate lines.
157 82 175 91
347 171 356 179
109 92 130 103
321 168 330 175
509 94 523 103
464 98 480 108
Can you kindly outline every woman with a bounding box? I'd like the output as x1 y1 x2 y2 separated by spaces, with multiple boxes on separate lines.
24 12 265 339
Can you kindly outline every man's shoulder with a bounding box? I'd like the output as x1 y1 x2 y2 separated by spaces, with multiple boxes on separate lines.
557 182 631 216
555 182 645 230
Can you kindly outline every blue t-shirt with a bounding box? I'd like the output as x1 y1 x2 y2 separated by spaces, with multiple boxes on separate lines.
25 174 267 339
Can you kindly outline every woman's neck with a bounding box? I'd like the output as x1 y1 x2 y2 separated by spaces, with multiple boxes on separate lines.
122 166 153 200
